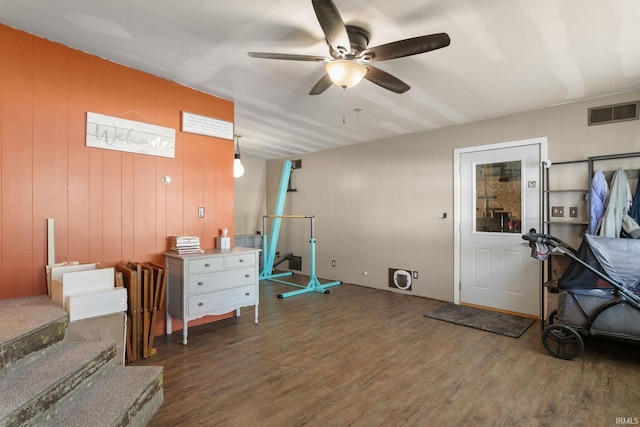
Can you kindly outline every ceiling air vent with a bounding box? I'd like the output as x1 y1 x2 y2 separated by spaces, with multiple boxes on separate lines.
588 101 639 126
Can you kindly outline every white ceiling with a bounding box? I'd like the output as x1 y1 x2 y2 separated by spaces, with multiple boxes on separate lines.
1 0 639 159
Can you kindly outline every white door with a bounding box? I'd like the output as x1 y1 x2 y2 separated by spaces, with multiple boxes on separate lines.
459 144 541 316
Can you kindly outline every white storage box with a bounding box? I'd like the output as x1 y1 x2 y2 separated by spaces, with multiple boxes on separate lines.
65 287 127 321
48 263 97 298
51 266 114 306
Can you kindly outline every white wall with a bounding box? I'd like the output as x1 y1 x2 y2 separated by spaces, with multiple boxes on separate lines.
234 155 267 236
265 91 640 302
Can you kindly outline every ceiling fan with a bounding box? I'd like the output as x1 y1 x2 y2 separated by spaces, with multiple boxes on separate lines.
248 0 450 95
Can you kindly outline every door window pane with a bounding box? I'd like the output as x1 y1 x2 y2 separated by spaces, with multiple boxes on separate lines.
476 161 522 233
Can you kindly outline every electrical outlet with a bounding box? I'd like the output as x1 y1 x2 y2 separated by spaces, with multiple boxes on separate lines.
331 260 336 267
569 207 578 217
552 206 564 217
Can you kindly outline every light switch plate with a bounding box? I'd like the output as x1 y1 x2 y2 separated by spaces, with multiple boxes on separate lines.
552 206 564 217
198 207 205 218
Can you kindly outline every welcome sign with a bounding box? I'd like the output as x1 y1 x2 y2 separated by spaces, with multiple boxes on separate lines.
86 112 176 158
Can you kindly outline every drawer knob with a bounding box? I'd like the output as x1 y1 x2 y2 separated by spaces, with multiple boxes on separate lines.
245 292 250 296
245 274 250 278
198 302 204 307
239 259 244 263
198 281 204 286
204 263 210 267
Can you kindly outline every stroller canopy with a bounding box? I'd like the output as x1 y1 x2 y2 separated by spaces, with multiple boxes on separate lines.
559 234 640 291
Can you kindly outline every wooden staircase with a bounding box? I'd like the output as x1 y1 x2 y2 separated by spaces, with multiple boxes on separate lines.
0 295 163 427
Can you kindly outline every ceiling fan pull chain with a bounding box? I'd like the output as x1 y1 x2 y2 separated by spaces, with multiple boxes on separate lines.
342 88 347 123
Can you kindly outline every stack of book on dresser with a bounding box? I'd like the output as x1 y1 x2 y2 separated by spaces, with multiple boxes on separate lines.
170 235 203 254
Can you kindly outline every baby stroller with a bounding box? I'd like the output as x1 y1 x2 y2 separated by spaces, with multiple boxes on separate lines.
522 232 640 359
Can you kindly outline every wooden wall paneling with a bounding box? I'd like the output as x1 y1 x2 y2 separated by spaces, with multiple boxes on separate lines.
130 70 159 263
87 58 122 264
181 89 205 242
191 89 235 247
164 84 185 245
132 153 157 261
152 81 171 263
31 37 69 294
154 156 168 259
156 83 183 335
202 135 218 250
102 149 124 266
0 25 238 337
118 70 137 265
1 29 34 298
101 60 128 266
88 138 104 263
66 53 92 264
182 134 205 241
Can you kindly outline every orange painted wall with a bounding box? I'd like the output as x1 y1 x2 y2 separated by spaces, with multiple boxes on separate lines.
0 24 235 332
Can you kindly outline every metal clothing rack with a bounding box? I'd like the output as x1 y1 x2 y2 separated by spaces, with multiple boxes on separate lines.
587 152 640 182
540 152 640 329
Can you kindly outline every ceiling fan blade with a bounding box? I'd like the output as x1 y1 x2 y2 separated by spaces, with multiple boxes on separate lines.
248 52 327 62
309 73 333 95
363 65 410 94
362 33 450 61
312 0 351 55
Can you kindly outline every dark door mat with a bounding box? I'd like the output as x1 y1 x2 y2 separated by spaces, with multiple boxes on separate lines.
424 304 535 338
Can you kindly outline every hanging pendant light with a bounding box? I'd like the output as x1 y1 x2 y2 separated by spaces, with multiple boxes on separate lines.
233 134 244 178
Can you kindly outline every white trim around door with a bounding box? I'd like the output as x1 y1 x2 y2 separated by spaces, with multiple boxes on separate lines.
453 137 549 307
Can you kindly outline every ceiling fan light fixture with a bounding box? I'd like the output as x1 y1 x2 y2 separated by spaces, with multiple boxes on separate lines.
325 60 367 89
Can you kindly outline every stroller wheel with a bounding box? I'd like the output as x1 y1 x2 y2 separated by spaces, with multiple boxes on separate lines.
542 324 584 360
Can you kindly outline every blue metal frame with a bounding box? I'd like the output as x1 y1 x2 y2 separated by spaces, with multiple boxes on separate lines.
269 224 341 298
259 160 293 281
259 160 341 298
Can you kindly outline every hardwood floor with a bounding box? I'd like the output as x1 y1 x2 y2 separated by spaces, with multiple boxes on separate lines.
135 275 640 426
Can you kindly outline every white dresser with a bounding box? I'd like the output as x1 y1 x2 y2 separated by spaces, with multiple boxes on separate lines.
164 247 260 345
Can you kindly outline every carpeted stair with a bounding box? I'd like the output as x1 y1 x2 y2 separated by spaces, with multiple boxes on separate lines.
0 295 163 426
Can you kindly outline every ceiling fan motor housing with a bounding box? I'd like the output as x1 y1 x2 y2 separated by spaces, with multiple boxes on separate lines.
345 25 370 59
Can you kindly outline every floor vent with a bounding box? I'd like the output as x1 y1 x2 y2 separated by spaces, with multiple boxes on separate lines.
588 101 639 126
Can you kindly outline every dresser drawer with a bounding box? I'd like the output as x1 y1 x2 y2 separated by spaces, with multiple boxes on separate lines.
188 267 256 294
188 257 224 274
224 253 256 268
188 285 256 316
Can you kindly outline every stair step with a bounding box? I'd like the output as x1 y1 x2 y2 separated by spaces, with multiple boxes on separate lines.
0 293 163 426
44 366 163 427
0 341 116 426
0 296 68 370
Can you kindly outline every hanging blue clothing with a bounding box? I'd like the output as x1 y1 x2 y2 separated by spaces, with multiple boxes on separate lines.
589 169 608 234
630 174 640 225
